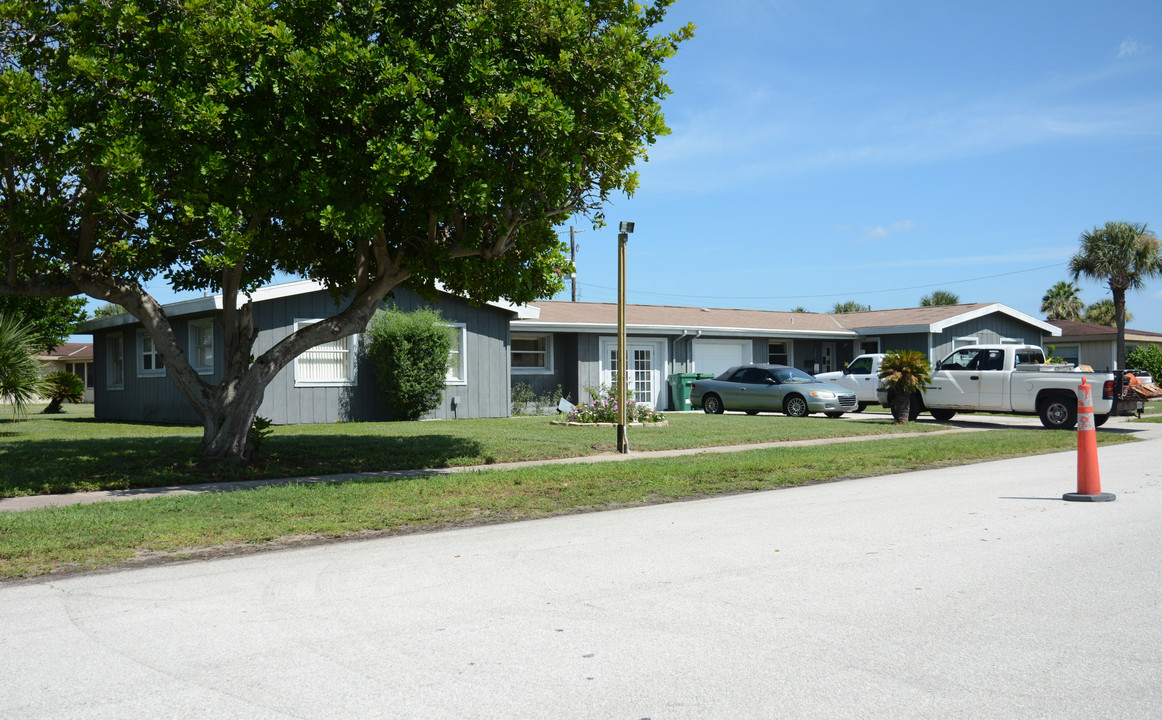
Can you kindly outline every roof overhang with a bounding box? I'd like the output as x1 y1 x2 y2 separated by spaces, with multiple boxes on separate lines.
846 304 1061 337
511 320 857 339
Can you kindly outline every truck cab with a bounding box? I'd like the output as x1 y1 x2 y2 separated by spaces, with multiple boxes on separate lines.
814 353 885 411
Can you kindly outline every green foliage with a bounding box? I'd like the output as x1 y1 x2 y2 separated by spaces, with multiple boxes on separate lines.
365 308 454 420
878 350 932 424
567 384 665 423
511 382 563 416
249 416 274 455
1126 345 1162 381
0 314 45 418
41 371 85 414
1083 299 1127 327
1041 281 1084 322
92 303 126 319
0 297 88 353
831 300 870 313
919 290 960 306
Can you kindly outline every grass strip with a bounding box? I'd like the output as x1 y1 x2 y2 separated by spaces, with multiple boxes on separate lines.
0 429 1135 580
0 406 944 497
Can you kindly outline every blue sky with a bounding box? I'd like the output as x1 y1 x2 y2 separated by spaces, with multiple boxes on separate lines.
128 1 1162 333
551 0 1162 330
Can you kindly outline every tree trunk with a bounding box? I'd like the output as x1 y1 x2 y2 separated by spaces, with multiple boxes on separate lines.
197 379 267 463
1114 288 1127 370
892 393 911 424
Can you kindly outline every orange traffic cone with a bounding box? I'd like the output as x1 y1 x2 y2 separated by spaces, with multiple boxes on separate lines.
1063 377 1115 502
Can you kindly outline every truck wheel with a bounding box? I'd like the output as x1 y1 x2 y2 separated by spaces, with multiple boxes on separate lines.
825 412 844 418
856 402 869 413
1094 414 1109 428
908 393 922 422
702 394 725 414
1038 395 1077 429
930 409 956 422
783 395 810 417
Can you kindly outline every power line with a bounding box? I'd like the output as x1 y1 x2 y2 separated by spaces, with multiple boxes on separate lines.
579 262 1066 301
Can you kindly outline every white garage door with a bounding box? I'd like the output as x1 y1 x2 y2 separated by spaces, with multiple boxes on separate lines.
692 339 751 377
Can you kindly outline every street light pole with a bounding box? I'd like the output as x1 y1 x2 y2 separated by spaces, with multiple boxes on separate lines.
617 221 633 454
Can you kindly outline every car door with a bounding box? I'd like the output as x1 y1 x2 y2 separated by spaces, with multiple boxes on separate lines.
734 367 780 412
843 356 879 402
926 348 984 409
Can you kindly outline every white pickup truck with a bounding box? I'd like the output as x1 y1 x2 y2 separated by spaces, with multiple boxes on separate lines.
875 344 1145 429
814 353 886 412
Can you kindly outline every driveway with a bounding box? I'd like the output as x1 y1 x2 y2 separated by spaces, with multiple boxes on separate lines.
2 419 1160 718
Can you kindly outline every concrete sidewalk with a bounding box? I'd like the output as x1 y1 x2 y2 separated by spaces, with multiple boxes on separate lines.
2 417 1160 718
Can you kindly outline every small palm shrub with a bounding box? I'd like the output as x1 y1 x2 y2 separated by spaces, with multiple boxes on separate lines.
878 350 932 424
42 371 85 413
0 314 45 419
365 308 454 421
566 384 665 424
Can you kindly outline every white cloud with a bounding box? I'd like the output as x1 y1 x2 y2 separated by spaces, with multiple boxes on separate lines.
863 220 915 242
1117 38 1150 58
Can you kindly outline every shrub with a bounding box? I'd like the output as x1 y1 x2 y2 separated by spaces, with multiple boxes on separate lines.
878 350 931 424
41 371 84 413
0 314 45 419
1126 345 1162 381
365 308 454 421
566 384 665 424
512 382 565 416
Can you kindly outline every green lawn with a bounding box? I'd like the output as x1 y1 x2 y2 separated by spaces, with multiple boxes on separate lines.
1 403 948 497
0 428 1137 580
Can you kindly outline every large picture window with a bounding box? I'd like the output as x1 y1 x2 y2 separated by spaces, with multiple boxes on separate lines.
293 320 357 386
511 333 552 373
138 331 166 377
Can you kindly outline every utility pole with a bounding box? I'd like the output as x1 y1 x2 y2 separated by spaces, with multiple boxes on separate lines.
569 225 584 302
617 221 634 454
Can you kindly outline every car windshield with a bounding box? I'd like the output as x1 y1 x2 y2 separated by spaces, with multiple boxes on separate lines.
772 367 817 384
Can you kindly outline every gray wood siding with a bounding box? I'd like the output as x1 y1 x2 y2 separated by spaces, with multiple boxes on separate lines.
91 287 512 426
929 316 1044 361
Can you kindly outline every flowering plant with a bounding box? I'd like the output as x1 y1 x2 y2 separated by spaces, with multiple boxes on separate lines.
566 384 665 423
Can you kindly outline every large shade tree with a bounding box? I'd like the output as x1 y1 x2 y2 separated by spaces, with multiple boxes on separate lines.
0 296 88 352
1068 221 1162 369
0 0 693 460
1040 281 1083 322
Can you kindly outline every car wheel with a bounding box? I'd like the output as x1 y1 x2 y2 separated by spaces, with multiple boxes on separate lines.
855 402 869 413
1038 395 1077 429
702 394 725 414
783 395 809 418
745 410 759 416
930 409 956 422
825 412 844 418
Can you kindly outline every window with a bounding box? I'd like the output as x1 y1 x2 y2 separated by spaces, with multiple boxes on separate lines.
190 319 214 374
846 357 874 375
511 333 552 373
107 333 124 389
860 338 881 354
137 331 166 377
293 320 357 386
768 341 789 365
1051 344 1079 365
446 324 467 385
65 362 91 388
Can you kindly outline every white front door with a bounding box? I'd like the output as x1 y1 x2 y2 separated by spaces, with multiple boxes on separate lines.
601 338 667 410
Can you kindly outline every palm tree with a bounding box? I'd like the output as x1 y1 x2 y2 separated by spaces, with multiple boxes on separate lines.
831 300 870 313
1069 221 1162 368
0 314 45 419
919 290 960 306
1083 299 1131 327
878 350 931 424
1040 281 1083 321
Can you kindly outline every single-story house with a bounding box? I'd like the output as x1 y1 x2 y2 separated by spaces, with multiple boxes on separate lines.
36 342 95 402
76 281 521 425
510 301 1062 410
1046 320 1162 370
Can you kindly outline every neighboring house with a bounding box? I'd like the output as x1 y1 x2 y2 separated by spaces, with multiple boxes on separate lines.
510 301 1060 411
1046 320 1162 370
76 281 520 425
36 343 95 403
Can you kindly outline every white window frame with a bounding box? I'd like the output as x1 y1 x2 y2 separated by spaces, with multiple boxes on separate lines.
446 323 468 386
293 319 358 387
137 330 166 378
860 337 881 354
511 333 553 374
768 340 792 366
953 336 979 349
189 319 215 375
107 333 124 390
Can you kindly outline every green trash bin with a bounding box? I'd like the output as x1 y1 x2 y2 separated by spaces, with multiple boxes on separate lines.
669 372 716 411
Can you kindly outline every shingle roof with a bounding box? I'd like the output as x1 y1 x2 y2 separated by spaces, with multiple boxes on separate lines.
37 343 93 360
518 301 851 336
1048 320 1162 340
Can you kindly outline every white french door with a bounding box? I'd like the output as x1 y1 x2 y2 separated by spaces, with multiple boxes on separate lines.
600 338 667 410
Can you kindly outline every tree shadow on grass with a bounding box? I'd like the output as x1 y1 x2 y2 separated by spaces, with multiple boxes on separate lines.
0 434 485 498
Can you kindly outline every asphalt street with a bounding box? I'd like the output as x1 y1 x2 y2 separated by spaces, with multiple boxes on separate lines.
2 417 1160 719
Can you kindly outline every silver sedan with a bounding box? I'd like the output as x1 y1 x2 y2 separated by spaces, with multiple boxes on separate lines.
690 364 859 418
